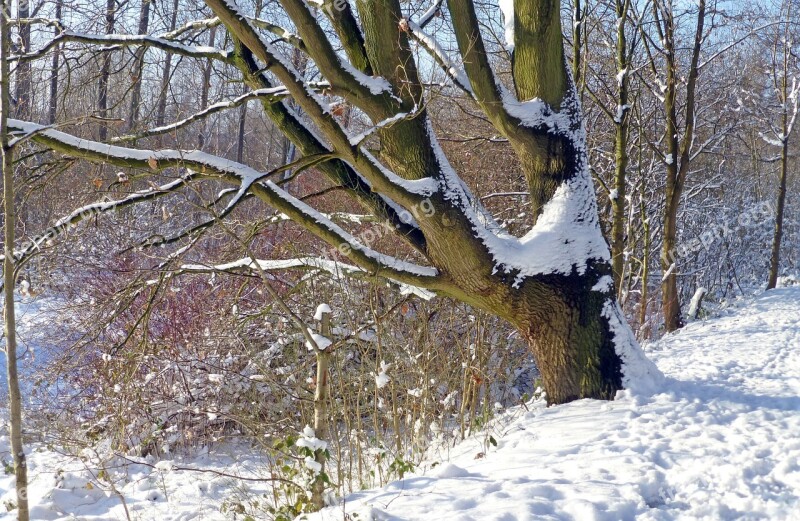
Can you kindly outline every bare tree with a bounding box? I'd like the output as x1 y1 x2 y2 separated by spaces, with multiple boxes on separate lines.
638 0 707 331
765 0 798 289
127 0 152 129
1 0 29 517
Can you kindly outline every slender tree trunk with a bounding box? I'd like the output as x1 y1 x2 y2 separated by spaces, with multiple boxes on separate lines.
236 86 247 163
47 0 63 124
611 0 631 297
768 9 792 290
638 144 651 339
14 0 30 120
572 0 583 89
198 26 217 149
98 0 116 140
155 0 180 128
311 309 331 510
1 3 30 517
659 0 705 332
767 138 789 289
660 3 682 332
767 131 789 290
127 0 152 130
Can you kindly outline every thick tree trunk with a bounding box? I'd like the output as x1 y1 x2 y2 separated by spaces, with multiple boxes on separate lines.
1 3 30 517
516 267 623 404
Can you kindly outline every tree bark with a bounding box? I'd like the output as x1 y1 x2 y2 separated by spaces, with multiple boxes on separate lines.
659 0 705 332
47 0 63 125
611 0 631 297
14 0 31 120
768 5 792 290
97 0 116 140
516 265 623 403
1 2 30 517
197 26 217 149
127 0 152 130
155 0 180 128
311 309 331 510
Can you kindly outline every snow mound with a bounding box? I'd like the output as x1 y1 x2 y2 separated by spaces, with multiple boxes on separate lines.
434 463 472 479
309 288 800 520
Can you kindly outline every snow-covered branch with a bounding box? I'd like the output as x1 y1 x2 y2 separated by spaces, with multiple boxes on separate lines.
6 174 198 269
207 0 437 205
111 88 289 143
14 31 233 63
405 20 474 97
418 0 446 28
177 257 435 300
8 119 442 288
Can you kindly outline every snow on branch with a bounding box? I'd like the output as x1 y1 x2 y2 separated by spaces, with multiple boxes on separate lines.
349 110 417 147
163 17 220 39
111 87 289 143
7 173 198 269
418 0 446 28
177 257 435 300
13 31 233 63
8 119 441 288
405 20 474 98
208 0 437 204
281 0 396 107
163 15 305 51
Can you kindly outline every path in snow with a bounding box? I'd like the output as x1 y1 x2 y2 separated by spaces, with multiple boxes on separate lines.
311 288 800 521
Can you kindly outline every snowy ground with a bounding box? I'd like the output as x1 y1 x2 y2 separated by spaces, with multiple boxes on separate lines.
0 439 274 520
1 288 799 519
310 288 800 521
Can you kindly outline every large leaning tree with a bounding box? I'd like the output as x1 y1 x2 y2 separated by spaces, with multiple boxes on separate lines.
7 0 661 404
